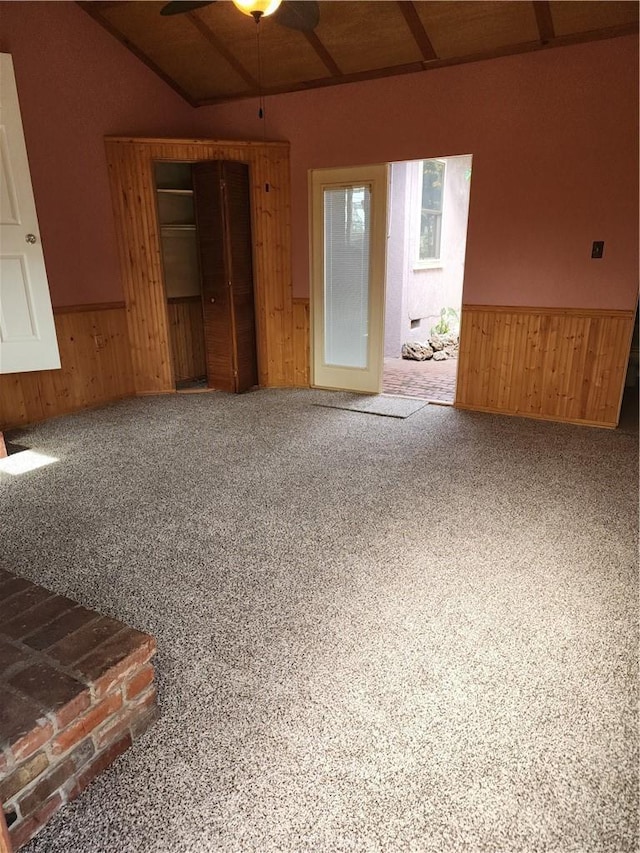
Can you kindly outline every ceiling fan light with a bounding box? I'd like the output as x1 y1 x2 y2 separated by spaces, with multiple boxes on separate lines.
231 0 282 18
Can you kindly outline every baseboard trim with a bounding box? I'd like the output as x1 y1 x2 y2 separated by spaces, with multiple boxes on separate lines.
453 402 616 429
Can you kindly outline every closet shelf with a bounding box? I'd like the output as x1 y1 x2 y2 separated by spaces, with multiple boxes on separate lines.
160 224 196 231
157 188 194 195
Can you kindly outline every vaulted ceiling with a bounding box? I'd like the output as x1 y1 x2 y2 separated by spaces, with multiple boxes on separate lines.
79 1 639 107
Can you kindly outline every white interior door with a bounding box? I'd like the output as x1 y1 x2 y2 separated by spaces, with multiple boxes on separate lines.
0 53 60 374
311 165 388 393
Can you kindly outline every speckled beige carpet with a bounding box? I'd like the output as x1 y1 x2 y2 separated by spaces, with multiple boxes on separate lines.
0 389 637 853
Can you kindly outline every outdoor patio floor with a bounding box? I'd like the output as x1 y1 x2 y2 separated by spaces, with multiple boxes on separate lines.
382 357 458 403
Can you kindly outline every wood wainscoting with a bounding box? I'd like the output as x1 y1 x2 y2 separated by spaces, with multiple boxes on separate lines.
0 303 134 431
105 137 293 395
455 305 635 428
293 298 310 387
167 297 206 383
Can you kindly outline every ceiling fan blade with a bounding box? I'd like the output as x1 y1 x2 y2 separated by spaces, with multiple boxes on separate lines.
273 0 320 32
160 1 215 15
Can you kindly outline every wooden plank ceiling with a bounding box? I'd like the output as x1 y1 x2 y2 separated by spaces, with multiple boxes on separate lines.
79 1 638 106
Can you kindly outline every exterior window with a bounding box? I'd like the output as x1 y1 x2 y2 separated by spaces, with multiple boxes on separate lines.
345 186 367 243
418 159 445 263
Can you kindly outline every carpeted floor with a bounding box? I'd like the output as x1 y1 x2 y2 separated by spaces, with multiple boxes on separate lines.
1 389 637 853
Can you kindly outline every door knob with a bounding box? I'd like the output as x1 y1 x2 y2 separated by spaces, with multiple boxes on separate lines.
210 298 215 303
25 234 37 244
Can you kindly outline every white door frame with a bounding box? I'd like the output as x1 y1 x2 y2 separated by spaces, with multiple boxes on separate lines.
309 164 388 394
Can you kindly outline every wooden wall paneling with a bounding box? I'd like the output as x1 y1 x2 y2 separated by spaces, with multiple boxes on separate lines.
248 148 269 387
455 305 635 427
0 305 134 431
137 142 175 392
105 141 173 394
105 138 293 393
523 312 543 414
292 297 310 387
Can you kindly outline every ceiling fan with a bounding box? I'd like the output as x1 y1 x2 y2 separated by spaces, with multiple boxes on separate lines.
160 0 320 31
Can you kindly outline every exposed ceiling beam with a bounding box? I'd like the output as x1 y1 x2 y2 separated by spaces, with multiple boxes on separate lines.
396 1 438 62
302 30 342 78
186 11 259 91
196 21 638 106
77 2 197 106
533 1 555 44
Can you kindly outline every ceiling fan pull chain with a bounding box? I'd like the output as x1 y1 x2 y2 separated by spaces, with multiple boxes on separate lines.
255 17 266 135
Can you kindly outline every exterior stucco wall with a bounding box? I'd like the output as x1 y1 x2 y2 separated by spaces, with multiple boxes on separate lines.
385 155 472 357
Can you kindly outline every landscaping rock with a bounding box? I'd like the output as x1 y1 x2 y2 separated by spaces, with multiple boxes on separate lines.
401 342 433 361
433 350 449 361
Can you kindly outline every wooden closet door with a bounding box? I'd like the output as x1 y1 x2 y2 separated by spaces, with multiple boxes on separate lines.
193 161 258 393
193 161 234 391
222 162 258 393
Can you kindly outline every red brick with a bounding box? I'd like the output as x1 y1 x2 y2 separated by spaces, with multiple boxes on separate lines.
9 662 88 720
95 710 134 751
2 596 77 641
51 691 122 756
47 617 126 667
17 739 93 821
18 757 75 817
54 690 91 731
131 704 159 741
0 568 16 586
9 793 62 850
124 663 154 700
131 685 157 711
1 691 44 749
0 586 52 623
88 635 157 699
0 751 49 803
68 734 131 802
0 577 31 603
23 607 99 652
0 638 32 677
96 686 157 750
12 720 54 763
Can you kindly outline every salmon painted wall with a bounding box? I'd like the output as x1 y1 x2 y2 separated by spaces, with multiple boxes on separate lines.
1 3 637 314
193 35 639 310
0 1 196 307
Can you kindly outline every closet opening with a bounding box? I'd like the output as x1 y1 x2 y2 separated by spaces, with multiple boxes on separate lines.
155 162 207 392
154 160 259 394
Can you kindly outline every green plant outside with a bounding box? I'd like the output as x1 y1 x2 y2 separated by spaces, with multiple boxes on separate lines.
431 307 459 337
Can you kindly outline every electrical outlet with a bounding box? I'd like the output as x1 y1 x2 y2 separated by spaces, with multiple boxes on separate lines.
592 241 604 259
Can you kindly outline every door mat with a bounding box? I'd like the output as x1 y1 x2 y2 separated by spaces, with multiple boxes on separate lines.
313 393 428 419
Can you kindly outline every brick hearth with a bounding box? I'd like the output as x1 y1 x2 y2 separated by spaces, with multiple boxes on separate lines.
0 570 158 850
